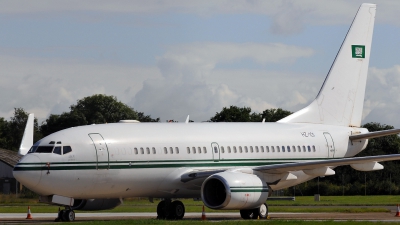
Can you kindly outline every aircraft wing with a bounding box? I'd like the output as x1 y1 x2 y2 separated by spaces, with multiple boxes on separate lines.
253 154 400 173
349 129 400 141
181 154 400 183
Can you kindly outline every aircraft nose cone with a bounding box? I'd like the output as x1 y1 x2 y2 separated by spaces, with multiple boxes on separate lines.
13 154 42 188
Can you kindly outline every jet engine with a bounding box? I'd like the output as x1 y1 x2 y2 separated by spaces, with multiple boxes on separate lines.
72 198 121 210
201 171 268 210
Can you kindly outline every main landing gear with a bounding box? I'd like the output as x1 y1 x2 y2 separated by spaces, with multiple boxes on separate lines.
157 199 185 220
240 203 268 219
55 207 75 222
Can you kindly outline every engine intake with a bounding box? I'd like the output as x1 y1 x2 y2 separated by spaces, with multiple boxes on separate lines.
201 171 269 210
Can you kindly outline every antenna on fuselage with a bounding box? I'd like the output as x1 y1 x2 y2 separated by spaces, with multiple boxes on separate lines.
18 113 34 156
185 115 190 124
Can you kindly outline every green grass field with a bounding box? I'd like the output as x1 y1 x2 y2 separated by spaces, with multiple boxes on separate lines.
1 195 399 213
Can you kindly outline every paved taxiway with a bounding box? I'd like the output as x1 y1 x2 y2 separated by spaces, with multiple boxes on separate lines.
2 212 400 223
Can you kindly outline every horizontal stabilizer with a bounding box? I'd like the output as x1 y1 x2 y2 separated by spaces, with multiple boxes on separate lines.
349 128 400 141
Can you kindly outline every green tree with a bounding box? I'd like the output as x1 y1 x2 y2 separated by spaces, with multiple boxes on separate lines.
70 94 138 124
0 108 41 151
261 108 292 122
209 106 292 122
137 112 160 122
40 94 160 136
209 106 253 122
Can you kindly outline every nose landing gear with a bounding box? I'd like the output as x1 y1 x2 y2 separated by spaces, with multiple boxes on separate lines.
157 199 185 220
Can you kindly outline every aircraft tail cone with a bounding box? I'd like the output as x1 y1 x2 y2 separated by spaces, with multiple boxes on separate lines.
395 204 400 217
201 205 207 220
26 206 33 219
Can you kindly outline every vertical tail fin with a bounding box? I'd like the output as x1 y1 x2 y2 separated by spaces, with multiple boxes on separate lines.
279 3 376 127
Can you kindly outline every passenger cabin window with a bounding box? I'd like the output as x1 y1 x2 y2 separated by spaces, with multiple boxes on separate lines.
164 147 168 154
297 146 301 152
221 146 225 153
260 146 264 153
134 148 138 154
146 147 150 154
303 146 306 152
170 147 173 154
312 145 316 152
175 147 179 154
63 146 72 154
277 146 280 152
239 146 243 153
266 146 269 153
308 146 311 152
187 147 190 154
250 146 253 153
193 147 196 154
152 147 156 154
282 146 285 152
271 146 275 152
53 146 62 155
255 146 259 153
203 147 207 153
292 146 296 152
198 147 202 154
228 146 231 153
140 147 144 154
36 146 54 153
245 146 248 153
287 146 291 152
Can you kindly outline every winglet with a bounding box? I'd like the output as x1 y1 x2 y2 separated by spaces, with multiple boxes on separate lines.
18 113 34 156
185 115 190 124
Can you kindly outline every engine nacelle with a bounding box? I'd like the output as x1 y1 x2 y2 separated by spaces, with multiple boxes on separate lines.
201 171 269 210
72 198 121 211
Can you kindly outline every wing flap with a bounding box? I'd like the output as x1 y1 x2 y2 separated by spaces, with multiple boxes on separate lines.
349 129 400 141
254 154 400 173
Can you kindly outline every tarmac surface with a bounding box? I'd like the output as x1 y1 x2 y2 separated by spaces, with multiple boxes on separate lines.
2 212 400 223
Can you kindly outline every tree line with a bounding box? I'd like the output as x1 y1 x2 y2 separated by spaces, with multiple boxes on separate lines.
2 94 400 195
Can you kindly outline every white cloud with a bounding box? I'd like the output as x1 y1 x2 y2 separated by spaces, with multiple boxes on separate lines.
2 1 400 28
131 42 314 121
0 55 161 122
363 65 400 127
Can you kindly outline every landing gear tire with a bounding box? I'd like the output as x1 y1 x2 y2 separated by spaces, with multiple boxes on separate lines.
240 209 256 219
257 203 268 219
57 209 75 222
240 203 268 220
157 200 167 219
157 200 185 220
170 201 185 220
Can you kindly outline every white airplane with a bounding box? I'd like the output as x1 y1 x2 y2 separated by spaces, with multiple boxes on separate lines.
13 3 400 222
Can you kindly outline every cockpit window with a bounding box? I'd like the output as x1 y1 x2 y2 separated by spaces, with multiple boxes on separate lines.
49 141 55 144
63 146 72 154
28 146 39 154
53 146 62 155
36 146 54 153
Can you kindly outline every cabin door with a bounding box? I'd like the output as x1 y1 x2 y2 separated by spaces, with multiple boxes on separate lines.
211 142 220 162
89 133 110 169
323 132 335 158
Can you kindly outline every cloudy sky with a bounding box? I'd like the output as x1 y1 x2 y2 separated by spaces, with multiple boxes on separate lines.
1 0 400 126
